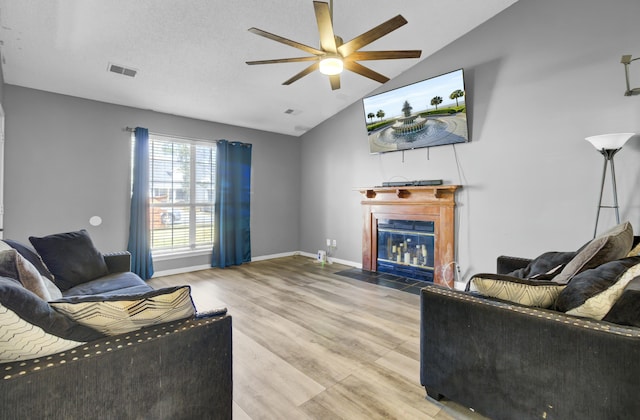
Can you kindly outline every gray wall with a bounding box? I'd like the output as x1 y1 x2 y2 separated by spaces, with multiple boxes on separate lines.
300 0 640 280
3 86 301 272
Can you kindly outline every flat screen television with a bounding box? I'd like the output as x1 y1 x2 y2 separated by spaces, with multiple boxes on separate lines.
362 68 468 154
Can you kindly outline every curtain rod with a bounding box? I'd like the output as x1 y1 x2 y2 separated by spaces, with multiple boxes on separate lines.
125 127 251 146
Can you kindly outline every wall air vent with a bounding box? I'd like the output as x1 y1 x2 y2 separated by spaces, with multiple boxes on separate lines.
108 63 137 78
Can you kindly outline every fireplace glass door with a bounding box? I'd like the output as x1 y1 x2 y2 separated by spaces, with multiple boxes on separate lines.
377 219 435 282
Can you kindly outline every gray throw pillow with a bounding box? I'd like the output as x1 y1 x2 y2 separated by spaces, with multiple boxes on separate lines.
0 249 53 300
552 222 633 285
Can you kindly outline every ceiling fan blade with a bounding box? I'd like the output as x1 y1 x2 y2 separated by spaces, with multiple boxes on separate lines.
343 61 389 84
283 62 320 85
248 27 324 56
329 74 341 90
246 56 319 65
314 1 337 53
338 15 408 57
346 50 422 61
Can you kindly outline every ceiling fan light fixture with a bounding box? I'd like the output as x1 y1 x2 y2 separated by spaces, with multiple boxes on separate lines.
319 56 343 75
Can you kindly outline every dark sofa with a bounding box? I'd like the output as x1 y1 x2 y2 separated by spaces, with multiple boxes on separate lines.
0 233 233 419
420 237 640 420
0 312 233 419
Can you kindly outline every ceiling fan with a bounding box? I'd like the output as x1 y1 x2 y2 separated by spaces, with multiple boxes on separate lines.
246 0 422 90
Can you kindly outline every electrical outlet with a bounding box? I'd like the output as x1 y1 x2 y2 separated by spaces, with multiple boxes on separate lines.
332 239 337 247
326 238 331 247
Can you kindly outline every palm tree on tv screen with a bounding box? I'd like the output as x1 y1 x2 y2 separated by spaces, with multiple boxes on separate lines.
450 89 464 107
376 109 385 121
431 96 443 110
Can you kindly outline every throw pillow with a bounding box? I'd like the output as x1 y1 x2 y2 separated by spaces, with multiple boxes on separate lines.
555 256 640 319
626 241 640 257
0 249 52 301
43 277 63 300
552 221 633 284
2 239 55 280
29 230 109 291
0 304 85 362
0 277 105 362
507 251 576 279
50 286 196 336
602 278 640 327
469 274 566 308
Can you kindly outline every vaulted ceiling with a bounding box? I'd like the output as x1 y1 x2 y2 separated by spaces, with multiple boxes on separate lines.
0 0 518 136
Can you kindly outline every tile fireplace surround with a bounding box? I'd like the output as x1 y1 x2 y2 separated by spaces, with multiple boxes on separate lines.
358 185 459 288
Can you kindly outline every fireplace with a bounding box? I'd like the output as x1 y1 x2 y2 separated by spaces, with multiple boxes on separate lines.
358 185 459 287
377 219 435 282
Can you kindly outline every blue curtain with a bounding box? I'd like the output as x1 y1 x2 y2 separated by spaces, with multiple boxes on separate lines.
211 140 252 268
127 127 154 279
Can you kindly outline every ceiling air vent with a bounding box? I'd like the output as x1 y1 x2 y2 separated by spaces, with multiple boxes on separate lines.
108 63 137 78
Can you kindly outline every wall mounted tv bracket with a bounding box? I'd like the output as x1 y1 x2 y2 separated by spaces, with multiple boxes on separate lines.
621 55 640 96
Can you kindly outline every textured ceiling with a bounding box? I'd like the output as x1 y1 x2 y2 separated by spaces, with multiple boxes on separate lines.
0 0 518 136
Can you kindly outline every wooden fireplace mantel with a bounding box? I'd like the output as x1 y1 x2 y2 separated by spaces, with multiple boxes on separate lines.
357 185 460 287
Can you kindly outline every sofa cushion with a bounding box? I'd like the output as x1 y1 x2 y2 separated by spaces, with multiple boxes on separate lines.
552 222 633 284
50 286 196 336
469 274 566 308
2 239 55 281
29 230 109 291
62 271 151 297
554 256 640 318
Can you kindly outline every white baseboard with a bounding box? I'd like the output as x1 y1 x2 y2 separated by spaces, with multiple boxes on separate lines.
251 251 298 261
153 264 213 278
297 251 362 268
152 251 361 278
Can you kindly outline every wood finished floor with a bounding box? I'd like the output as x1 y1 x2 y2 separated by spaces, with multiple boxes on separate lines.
149 256 487 420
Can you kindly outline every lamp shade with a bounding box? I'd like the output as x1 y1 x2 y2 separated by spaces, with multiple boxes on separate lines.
585 133 636 150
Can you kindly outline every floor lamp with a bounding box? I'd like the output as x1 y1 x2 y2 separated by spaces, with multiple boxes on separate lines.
585 133 636 237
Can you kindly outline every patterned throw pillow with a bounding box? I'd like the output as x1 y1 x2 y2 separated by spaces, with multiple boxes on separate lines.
469 274 566 308
627 242 640 257
50 286 196 336
0 304 84 362
0 278 104 362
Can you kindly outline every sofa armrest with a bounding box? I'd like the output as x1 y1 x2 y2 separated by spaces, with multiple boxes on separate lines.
420 283 640 419
0 314 233 419
103 251 131 273
496 255 531 274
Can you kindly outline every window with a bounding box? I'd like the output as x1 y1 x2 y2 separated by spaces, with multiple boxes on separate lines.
147 134 216 255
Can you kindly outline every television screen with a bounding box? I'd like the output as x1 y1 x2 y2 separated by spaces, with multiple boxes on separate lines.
362 68 468 154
